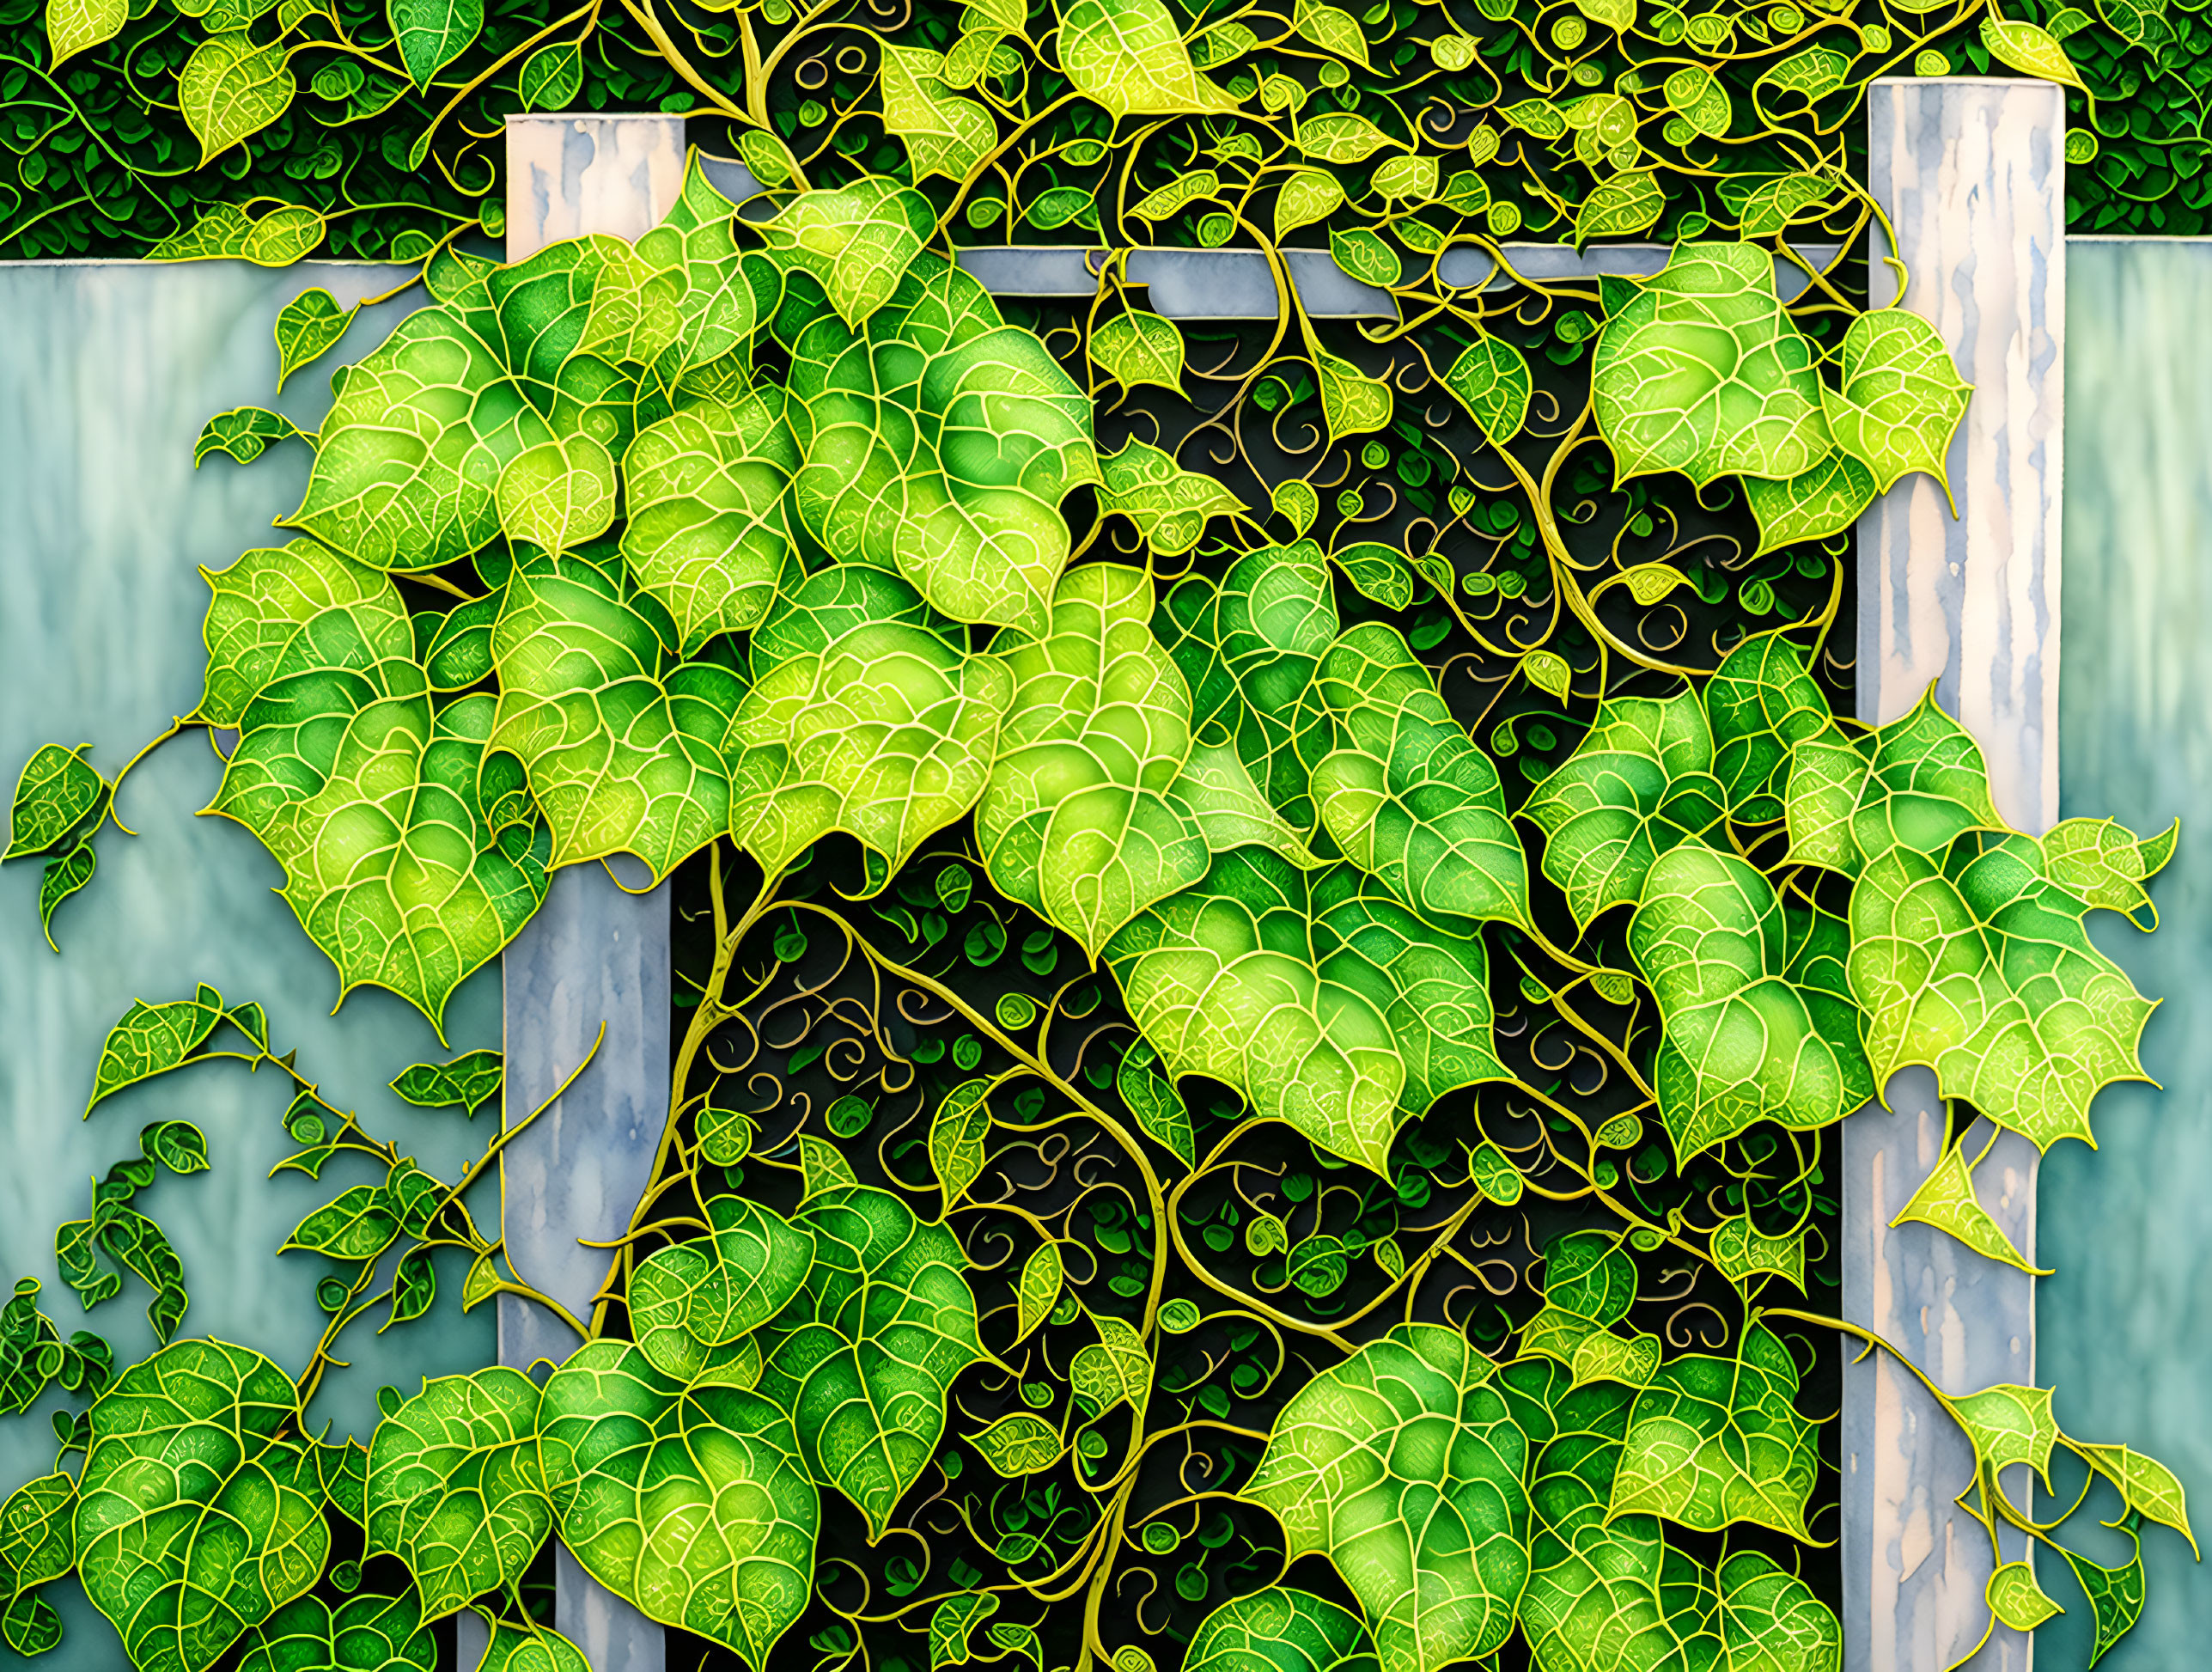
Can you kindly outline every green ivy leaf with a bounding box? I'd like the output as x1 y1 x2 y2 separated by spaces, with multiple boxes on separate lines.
728 564 1012 890
619 388 801 652
1275 171 1345 241
0 1473 75 1597
540 1338 820 1665
1610 1321 1819 1540
1821 308 1971 496
1628 843 1875 1157
0 1592 60 1657
761 180 935 329
1891 1142 2046 1272
1311 624 1531 931
1070 1315 1151 1415
1329 228 1399 290
1986 1561 2063 1632
198 540 407 728
1089 312 1188 396
1743 450 1877 558
283 1182 399 1259
1185 1589 1374 1672
85 986 224 1115
1014 1243 1063 1341
366 1367 551 1617
76 1341 329 1672
489 553 739 882
178 36 296 168
1715 1549 1843 1668
788 253 1098 636
516 40 582 109
2057 1531 2145 1669
929 1078 995 1209
476 1619 592 1672
1297 112 1393 163
245 1593 436 1672
972 1412 1063 1475
629 1193 812 1382
1109 850 1503 1173
1709 1215 1807 1291
881 42 996 183
496 434 619 555
1522 689 1728 931
978 563 1213 955
1782 692 2001 878
1707 628 1831 827
195 406 308 467
265 690 551 1035
390 0 483 86
1058 0 1240 115
1849 831 2154 1150
1979 15 2085 87
1116 1038 1197 1167
1244 1324 1529 1672
1592 242 1833 488
1096 440 1241 556
6 745 103 860
1440 335 1532 446
755 1185 984 1537
391 1048 503 1116
1575 173 1664 244
1315 351 1392 447
2079 1445 2197 1556
1951 1382 2060 1484
1759 46 1850 100
46 0 125 67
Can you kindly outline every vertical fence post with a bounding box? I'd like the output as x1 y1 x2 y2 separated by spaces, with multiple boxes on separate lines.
477 110 691 1672
1846 77 2066 1672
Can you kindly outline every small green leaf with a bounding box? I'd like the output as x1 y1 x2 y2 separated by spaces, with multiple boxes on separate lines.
1128 170 1218 223
1979 15 2085 87
178 35 297 168
1744 449 1877 558
1709 1214 1806 1290
1760 46 1850 100
972 1413 1063 1475
274 290 359 394
283 1184 400 1259
1275 171 1344 240
1015 1243 1063 1341
1986 1561 2063 1631
2078 1444 2198 1557
0 1472 76 1596
1951 1382 2060 1483
1329 228 1399 290
1090 312 1187 394
390 0 483 86
194 407 308 467
1521 650 1571 701
760 179 935 328
517 40 582 108
1441 335 1532 445
1 1593 61 1657
1071 1315 1152 1415
1575 173 1664 244
628 1195 809 1381
930 1079 994 1209
1117 1040 1196 1167
1316 351 1392 445
1891 1144 2047 1273
1297 112 1393 163
1096 439 1240 555
1471 1142 1522 1205
2057 1533 2146 1669
1058 0 1240 115
1822 308 1971 496
391 1049 503 1116
931 1592 998 1669
1271 479 1319 537
40 845 92 954
46 0 125 67
86 986 224 1115
1612 1321 1818 1539
7 745 102 860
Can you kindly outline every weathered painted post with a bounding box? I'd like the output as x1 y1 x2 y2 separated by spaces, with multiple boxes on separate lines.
1847 76 2066 1672
479 109 690 1672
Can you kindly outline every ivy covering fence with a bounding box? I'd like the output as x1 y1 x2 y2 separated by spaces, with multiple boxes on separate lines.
0 0 2200 1662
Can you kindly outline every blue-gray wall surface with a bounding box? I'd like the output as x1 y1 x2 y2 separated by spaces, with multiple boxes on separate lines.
2042 237 2212 1667
0 263 498 1669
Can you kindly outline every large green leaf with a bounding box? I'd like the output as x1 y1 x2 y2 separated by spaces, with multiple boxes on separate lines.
1107 851 1503 1173
1516 1381 1725 1672
198 540 409 729
365 1367 551 1618
1591 242 1833 488
1849 830 2156 1150
1610 1322 1819 1541
726 564 1012 893
788 252 1098 637
1310 625 1532 931
540 1339 820 1665
1156 540 1339 830
1628 842 1875 1158
238 1591 436 1672
1521 689 1726 931
1058 0 1240 115
629 1194 813 1382
6 743 104 859
75 1340 328 1672
489 552 742 882
1185 1589 1377 1672
1703 634 1833 824
760 180 935 330
978 562 1210 955
619 387 801 653
1783 692 2002 879
881 42 996 184
754 1185 984 1538
1243 1323 1529 1672
263 691 550 1037
1821 308 1971 495
288 236 641 571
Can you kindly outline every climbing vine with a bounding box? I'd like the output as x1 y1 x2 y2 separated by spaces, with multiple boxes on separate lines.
0 95 2196 1672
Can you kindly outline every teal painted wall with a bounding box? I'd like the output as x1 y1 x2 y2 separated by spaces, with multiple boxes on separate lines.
2042 238 2212 1666
0 264 500 1669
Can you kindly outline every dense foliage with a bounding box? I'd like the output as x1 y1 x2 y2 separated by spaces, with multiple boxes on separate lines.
1 0 2203 261
0 134 2197 1672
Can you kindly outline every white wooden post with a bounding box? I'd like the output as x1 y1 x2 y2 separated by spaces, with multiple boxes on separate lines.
1847 77 2066 1672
